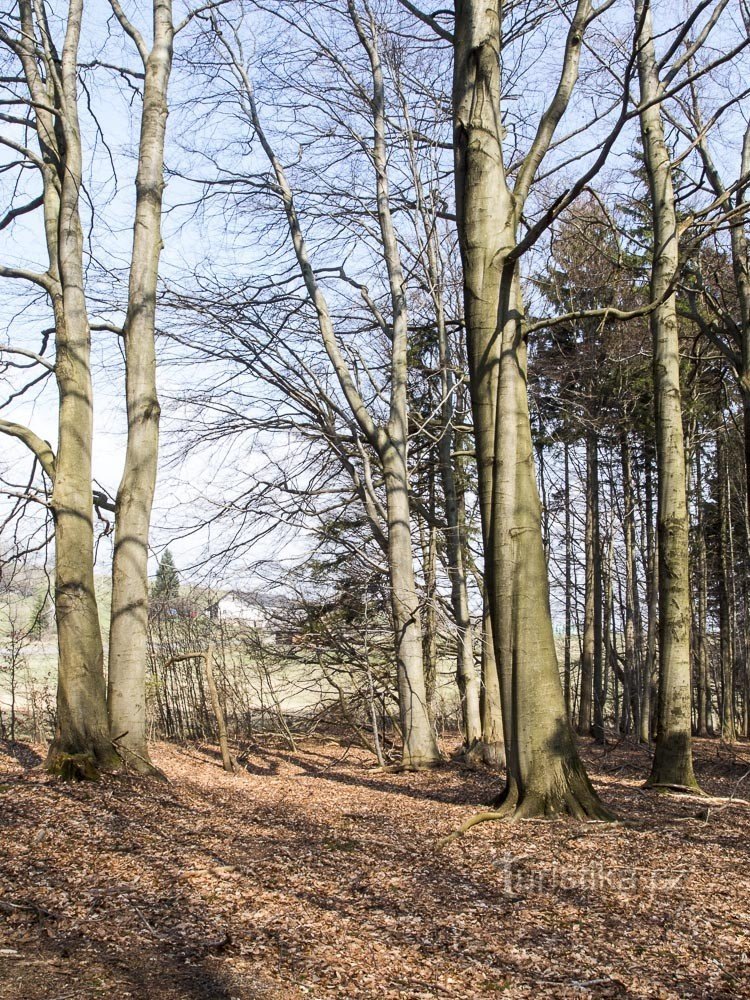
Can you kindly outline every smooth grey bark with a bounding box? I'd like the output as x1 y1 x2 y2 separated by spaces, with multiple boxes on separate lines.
439 456 482 747
381 443 440 765
479 595 505 767
107 0 174 772
396 68 483 748
635 0 698 789
349 1 440 766
419 495 439 716
430 230 482 748
564 441 573 720
0 0 115 772
453 0 610 817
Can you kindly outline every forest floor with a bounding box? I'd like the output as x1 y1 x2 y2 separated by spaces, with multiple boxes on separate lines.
0 735 749 1000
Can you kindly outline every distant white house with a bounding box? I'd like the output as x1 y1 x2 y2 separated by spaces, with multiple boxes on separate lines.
205 591 270 628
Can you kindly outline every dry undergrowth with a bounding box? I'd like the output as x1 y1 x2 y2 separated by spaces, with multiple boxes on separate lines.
1 735 749 999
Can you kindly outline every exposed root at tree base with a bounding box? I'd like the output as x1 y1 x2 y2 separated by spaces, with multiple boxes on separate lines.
381 758 445 774
112 748 170 782
452 740 506 771
438 785 615 847
436 810 508 848
45 752 101 782
643 780 705 796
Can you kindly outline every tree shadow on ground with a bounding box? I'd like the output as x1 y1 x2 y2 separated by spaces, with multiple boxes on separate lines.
3 737 746 1000
0 931 240 1000
246 746 502 806
0 740 42 769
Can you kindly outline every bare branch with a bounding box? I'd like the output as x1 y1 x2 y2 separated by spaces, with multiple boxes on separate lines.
0 419 56 480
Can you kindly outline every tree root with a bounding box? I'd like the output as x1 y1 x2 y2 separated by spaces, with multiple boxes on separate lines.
643 781 705 796
452 740 506 771
111 739 169 782
380 757 445 774
0 899 57 921
436 810 508 848
46 752 101 781
438 775 614 847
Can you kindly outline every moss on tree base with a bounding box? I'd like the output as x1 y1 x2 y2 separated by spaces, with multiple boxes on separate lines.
46 752 101 781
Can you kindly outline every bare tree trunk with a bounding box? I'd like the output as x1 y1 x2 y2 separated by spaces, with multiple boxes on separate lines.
351 4 440 766
203 645 235 773
621 434 641 737
578 430 602 739
108 0 174 772
693 441 710 735
717 430 737 742
490 276 607 815
49 274 113 769
382 445 440 766
419 500 439 717
602 531 614 737
743 467 750 739
641 448 658 742
453 0 609 817
435 286 481 748
441 464 482 747
479 595 505 768
397 58 483 749
222 8 440 768
2 1 115 772
564 441 573 721
537 441 551 562
636 0 698 789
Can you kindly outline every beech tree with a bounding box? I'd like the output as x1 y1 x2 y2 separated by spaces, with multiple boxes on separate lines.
0 0 178 774
105 0 175 773
3 0 748 789
206 3 442 767
0 0 117 771
452 0 613 818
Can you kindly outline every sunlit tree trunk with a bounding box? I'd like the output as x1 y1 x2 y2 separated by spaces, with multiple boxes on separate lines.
439 451 481 747
418 496 439 716
349 2 441 766
635 0 698 789
453 0 608 817
382 443 440 766
107 0 174 771
398 66 483 749
0 1 115 772
225 6 441 767
479 596 505 767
